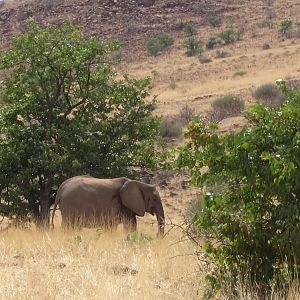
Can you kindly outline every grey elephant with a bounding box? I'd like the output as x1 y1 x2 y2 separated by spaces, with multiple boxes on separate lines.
51 176 165 235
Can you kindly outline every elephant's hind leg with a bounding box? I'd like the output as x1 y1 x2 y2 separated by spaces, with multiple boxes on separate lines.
62 213 80 231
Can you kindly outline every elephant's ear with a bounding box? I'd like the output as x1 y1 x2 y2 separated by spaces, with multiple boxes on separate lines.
120 181 148 217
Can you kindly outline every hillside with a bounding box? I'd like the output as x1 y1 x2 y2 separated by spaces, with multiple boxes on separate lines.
1 0 299 121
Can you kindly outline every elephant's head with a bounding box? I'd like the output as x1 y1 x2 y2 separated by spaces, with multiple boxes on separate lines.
120 180 165 236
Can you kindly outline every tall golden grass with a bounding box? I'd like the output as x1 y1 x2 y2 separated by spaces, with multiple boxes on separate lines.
0 225 201 300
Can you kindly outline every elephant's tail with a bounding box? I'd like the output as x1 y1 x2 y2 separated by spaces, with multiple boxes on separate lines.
51 190 60 229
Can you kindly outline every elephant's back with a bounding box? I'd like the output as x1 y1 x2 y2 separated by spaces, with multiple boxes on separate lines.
59 176 127 213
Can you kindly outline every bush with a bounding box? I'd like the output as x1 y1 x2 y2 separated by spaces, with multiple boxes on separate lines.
210 94 245 121
146 33 174 56
218 28 241 44
253 83 284 107
206 36 221 50
184 37 204 56
280 19 293 35
183 24 197 36
159 117 182 138
205 15 222 27
177 88 300 298
178 104 196 125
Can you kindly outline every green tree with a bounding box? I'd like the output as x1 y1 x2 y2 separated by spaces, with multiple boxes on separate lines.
178 88 300 297
0 19 159 227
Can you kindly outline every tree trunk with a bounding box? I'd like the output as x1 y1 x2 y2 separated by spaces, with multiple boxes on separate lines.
37 171 53 229
38 187 51 228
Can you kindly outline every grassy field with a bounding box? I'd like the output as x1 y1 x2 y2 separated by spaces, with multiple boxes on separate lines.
0 225 201 300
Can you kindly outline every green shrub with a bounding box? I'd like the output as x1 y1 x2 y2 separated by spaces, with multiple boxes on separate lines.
159 117 182 138
210 94 245 121
218 28 241 44
183 24 197 36
280 19 293 35
184 37 204 56
177 89 300 298
253 83 284 107
146 33 174 56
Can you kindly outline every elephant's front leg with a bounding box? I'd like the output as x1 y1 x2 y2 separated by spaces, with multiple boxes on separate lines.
122 208 137 232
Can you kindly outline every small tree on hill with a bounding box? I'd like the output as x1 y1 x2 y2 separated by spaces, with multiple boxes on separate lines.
178 87 300 298
0 19 159 227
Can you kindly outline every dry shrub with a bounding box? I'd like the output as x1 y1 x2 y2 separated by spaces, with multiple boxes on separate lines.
253 83 284 107
159 117 182 138
178 104 196 125
209 95 245 122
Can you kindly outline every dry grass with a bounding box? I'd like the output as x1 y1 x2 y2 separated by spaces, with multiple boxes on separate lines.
0 225 201 300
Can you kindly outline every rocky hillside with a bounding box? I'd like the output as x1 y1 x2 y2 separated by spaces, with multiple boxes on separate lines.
3 0 298 59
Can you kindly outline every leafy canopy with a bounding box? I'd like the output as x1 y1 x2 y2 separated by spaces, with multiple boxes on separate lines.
0 19 159 225
178 87 300 297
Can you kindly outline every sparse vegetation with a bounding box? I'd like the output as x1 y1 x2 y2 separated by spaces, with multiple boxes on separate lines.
146 33 174 56
184 37 203 56
210 94 245 121
253 83 284 106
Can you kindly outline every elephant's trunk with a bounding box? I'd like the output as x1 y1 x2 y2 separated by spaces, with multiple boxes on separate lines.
155 200 165 237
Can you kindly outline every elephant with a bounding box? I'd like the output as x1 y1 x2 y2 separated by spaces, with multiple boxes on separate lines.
51 176 165 236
